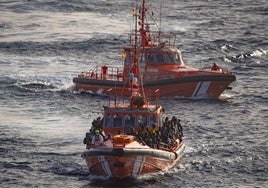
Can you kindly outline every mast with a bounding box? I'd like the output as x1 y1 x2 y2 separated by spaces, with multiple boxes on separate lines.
133 2 139 77
128 0 147 107
140 0 149 47
159 0 162 33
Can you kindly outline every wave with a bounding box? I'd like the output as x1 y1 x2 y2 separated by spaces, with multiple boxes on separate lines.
31 151 78 157
0 37 124 56
12 81 57 94
0 76 17 85
251 48 267 57
224 48 267 64
1 0 128 14
218 93 234 100
49 161 88 176
58 82 76 92
233 48 267 59
1 1 93 13
2 162 33 171
220 44 238 53
20 82 56 90
0 74 78 95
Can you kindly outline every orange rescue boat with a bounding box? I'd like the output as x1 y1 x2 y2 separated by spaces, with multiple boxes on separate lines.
81 96 185 178
73 0 235 99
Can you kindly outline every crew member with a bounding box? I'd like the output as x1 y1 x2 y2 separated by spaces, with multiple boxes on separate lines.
83 129 94 149
91 129 104 146
211 63 220 71
101 65 108 79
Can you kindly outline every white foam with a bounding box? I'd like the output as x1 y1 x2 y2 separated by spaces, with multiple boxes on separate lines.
251 48 267 57
59 82 76 92
219 93 233 100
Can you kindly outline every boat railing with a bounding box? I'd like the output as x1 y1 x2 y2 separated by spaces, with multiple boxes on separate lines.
200 66 232 74
78 66 124 81
128 30 177 48
149 31 177 48
78 65 231 81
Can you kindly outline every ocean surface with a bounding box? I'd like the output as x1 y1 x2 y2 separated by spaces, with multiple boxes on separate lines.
0 0 267 187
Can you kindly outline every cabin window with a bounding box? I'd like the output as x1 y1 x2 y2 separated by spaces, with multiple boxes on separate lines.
139 53 146 64
124 50 133 65
113 114 123 128
105 115 112 128
164 53 174 64
146 50 180 65
150 115 156 126
138 114 147 127
125 114 136 127
125 56 131 64
147 52 155 63
175 53 180 64
155 53 164 64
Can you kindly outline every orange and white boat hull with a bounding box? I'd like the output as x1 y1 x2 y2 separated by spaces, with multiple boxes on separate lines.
74 75 235 98
82 143 185 178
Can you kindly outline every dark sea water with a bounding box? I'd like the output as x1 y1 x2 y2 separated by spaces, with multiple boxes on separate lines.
1 0 267 187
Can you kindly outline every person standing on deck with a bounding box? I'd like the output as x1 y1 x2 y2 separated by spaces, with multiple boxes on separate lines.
91 130 104 146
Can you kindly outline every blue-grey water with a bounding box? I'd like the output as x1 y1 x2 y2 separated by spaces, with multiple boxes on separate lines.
0 0 267 187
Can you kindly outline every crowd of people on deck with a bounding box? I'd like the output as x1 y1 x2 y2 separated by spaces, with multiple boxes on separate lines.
83 116 183 150
83 117 105 148
133 116 183 150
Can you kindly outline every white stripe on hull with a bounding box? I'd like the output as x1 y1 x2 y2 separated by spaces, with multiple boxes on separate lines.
191 81 211 98
99 156 112 177
132 156 143 176
192 82 201 97
197 81 210 96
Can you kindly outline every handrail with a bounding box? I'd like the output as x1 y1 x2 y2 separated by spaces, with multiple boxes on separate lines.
80 66 124 81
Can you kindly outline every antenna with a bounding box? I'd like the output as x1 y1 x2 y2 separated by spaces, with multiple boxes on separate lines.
159 0 162 32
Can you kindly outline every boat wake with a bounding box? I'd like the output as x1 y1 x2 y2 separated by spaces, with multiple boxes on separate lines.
16 81 74 94
87 170 168 186
50 161 88 177
250 48 267 58
219 93 233 100
20 82 56 90
58 82 76 92
224 48 267 65
86 163 187 186
233 48 267 59
172 94 217 100
220 44 238 53
87 176 145 187
0 74 78 95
